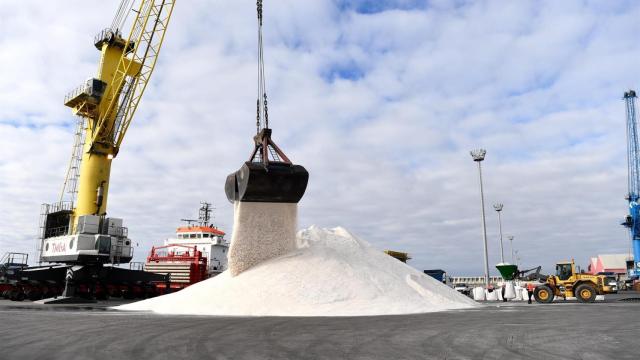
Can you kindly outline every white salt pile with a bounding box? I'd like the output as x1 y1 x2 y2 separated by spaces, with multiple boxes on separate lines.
228 202 297 276
117 226 477 316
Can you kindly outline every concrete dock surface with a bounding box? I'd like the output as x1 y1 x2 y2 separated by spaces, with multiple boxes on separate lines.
0 294 638 360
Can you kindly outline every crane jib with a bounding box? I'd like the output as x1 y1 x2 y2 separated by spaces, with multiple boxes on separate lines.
58 0 176 231
623 90 640 277
93 0 176 154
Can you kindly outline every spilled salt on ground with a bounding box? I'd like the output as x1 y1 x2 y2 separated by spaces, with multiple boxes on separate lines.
117 226 478 316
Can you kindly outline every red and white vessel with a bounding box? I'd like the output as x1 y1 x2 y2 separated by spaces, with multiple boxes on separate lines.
164 223 228 276
144 203 229 291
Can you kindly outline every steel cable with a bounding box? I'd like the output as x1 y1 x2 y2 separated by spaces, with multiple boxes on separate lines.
256 0 269 133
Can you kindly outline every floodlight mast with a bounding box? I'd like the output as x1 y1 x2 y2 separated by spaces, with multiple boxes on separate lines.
493 203 505 263
507 235 515 264
471 148 490 289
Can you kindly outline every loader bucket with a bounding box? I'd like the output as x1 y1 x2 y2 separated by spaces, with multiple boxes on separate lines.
225 161 308 203
496 263 519 281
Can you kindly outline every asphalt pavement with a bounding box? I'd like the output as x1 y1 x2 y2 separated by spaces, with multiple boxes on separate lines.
0 296 638 360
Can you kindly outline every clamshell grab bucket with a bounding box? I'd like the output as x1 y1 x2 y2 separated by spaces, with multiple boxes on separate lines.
225 162 308 203
225 128 308 204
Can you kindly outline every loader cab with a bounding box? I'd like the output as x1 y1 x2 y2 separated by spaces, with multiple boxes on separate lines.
556 262 574 281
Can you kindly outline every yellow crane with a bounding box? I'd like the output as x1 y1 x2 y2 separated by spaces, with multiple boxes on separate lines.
40 0 176 266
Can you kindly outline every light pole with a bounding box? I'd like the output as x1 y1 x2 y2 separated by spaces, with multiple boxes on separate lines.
493 203 505 263
471 148 490 289
507 235 514 264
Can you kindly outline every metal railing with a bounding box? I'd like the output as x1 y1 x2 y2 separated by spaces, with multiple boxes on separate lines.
0 252 28 266
129 262 144 271
41 201 74 215
111 244 133 258
451 276 505 286
39 202 73 241
105 225 128 237
44 226 70 239
64 83 89 105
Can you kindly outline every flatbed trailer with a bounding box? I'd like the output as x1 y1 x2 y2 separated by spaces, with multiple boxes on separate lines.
0 252 168 302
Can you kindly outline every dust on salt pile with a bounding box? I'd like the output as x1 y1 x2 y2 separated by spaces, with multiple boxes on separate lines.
118 225 477 316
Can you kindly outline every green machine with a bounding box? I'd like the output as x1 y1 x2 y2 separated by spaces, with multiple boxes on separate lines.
496 263 519 281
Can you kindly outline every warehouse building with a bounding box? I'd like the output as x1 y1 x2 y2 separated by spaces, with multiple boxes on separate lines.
587 254 632 275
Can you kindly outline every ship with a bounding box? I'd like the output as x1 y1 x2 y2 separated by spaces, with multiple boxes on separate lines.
164 222 229 276
144 203 229 292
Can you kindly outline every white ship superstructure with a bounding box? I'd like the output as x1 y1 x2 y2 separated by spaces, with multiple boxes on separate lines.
164 225 228 275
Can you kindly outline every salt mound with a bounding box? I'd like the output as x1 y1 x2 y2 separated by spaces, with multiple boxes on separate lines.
117 226 477 316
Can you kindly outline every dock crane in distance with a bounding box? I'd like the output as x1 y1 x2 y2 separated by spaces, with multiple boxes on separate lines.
622 90 640 280
11 0 176 303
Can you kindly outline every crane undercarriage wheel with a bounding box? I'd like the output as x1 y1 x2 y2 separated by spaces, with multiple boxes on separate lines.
25 288 43 301
575 284 597 303
122 286 135 300
534 285 555 303
108 286 121 298
9 290 25 302
95 287 110 301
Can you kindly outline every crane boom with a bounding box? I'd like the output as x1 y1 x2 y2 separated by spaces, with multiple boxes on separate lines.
39 0 176 266
65 0 175 227
623 89 640 277
93 0 175 151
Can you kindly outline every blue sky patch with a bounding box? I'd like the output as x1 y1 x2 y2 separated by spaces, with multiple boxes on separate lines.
322 61 366 82
334 0 428 14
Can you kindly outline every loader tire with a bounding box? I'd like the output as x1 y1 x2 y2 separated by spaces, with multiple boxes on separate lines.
575 283 597 303
534 285 555 303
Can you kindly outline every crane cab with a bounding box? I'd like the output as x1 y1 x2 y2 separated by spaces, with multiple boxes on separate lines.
40 206 132 264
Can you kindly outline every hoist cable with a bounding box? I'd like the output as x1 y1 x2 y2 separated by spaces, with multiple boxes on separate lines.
256 0 269 133
111 0 128 30
118 0 135 34
111 0 135 33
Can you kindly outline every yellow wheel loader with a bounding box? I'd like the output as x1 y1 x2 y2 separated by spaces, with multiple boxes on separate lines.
534 260 613 304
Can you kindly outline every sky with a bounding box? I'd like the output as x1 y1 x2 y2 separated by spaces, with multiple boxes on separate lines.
0 0 639 276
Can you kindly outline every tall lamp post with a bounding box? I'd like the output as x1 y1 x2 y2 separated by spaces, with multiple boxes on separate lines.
493 203 505 263
507 235 515 264
471 149 490 289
